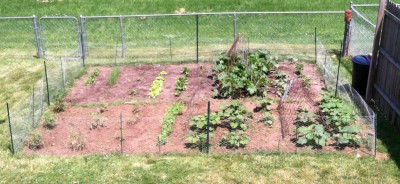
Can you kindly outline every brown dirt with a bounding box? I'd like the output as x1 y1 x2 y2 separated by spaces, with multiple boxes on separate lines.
24 62 371 156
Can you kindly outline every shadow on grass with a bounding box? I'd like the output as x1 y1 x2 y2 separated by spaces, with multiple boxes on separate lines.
375 107 400 168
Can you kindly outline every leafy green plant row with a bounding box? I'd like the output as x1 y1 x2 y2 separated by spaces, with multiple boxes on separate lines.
158 102 184 145
85 68 100 85
175 67 190 96
296 92 360 148
108 67 121 86
149 71 167 98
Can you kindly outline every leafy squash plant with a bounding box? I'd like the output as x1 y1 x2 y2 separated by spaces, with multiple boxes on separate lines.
334 125 361 148
219 101 252 131
212 50 278 98
186 112 220 151
256 97 274 127
296 107 331 148
220 130 249 149
296 123 331 148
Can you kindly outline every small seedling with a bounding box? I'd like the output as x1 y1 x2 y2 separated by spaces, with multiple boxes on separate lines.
182 67 190 77
69 130 86 151
295 63 304 75
89 112 106 130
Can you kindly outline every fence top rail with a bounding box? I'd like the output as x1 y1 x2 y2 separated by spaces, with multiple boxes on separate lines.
81 11 343 19
0 16 34 19
352 4 380 7
351 5 376 28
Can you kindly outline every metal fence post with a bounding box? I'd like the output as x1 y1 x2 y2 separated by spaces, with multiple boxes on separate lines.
6 103 14 154
196 15 199 63
335 42 343 97
119 16 126 58
120 112 123 154
44 61 50 106
315 27 317 63
32 86 35 128
206 101 210 154
233 12 237 41
32 15 42 59
80 15 87 63
60 58 65 89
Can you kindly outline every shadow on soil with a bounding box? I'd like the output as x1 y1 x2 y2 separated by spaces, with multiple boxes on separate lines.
375 107 400 169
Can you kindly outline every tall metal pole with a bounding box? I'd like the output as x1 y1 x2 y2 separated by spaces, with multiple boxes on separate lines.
233 13 237 41
32 86 35 128
33 15 42 59
6 103 14 154
119 16 126 58
335 42 343 97
44 61 50 106
206 101 210 154
315 27 317 63
80 15 87 64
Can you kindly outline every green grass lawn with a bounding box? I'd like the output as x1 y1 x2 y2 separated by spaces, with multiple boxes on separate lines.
1 0 400 183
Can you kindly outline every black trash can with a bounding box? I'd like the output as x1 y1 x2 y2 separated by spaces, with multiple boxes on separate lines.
352 55 371 96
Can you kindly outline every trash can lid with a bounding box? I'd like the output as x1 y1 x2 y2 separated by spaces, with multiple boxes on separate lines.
352 55 371 66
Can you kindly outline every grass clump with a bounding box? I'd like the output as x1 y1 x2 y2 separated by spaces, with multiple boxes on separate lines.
43 111 56 129
158 102 184 145
25 132 43 151
108 67 121 86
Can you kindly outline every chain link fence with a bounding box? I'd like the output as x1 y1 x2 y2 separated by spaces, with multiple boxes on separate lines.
2 11 375 156
348 3 377 56
7 59 83 153
0 16 39 59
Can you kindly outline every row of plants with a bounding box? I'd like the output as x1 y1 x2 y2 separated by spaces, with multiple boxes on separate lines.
175 67 190 96
108 67 121 86
85 68 100 85
296 92 361 149
149 71 167 98
158 102 184 145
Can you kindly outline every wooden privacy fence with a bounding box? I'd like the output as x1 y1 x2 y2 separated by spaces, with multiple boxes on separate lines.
368 0 400 130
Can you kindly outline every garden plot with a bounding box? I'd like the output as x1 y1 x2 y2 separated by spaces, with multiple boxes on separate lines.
24 52 373 155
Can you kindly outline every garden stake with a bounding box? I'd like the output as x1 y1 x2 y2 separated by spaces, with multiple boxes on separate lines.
60 58 65 89
196 15 199 63
120 112 123 154
335 42 343 97
6 103 14 154
314 27 317 63
32 86 35 128
44 61 50 106
206 101 210 154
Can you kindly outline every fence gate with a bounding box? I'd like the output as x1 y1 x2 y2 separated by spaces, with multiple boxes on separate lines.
39 17 81 60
